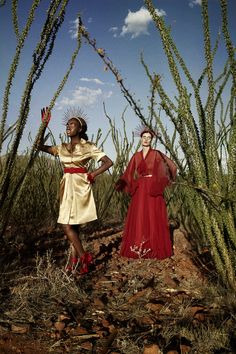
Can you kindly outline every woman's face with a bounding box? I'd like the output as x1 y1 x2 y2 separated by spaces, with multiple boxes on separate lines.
66 118 81 137
141 132 153 147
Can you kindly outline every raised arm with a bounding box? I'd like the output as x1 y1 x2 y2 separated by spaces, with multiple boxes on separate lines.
36 107 55 156
37 143 56 155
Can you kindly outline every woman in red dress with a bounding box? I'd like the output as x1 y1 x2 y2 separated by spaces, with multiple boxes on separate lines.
116 128 177 259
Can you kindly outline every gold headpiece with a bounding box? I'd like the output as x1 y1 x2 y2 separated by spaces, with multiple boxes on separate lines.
63 106 88 126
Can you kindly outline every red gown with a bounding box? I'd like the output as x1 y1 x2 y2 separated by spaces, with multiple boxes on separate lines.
118 148 177 259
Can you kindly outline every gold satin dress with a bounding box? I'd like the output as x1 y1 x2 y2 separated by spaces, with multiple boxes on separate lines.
52 140 106 225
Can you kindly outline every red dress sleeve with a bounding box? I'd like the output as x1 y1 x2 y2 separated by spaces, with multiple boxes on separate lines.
160 152 177 182
149 151 177 196
115 154 139 195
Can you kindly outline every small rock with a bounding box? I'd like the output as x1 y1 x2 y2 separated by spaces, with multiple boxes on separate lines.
70 326 88 336
145 303 163 312
194 312 206 322
163 274 178 288
143 343 161 354
93 297 105 309
190 306 205 317
58 313 70 321
80 341 93 350
0 324 8 334
11 323 30 334
128 288 152 304
180 343 192 353
101 319 111 328
54 321 65 331
43 319 53 328
138 316 155 326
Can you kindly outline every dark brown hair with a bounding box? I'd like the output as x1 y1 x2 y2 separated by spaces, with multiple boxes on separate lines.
140 128 155 138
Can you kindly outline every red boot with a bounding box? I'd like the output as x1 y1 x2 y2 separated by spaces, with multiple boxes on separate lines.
65 257 79 273
80 252 93 274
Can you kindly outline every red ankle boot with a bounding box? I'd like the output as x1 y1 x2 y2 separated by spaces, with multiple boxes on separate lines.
65 257 79 273
80 252 93 274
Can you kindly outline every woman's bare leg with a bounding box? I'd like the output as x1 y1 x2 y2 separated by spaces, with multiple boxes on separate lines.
62 224 85 258
70 244 77 258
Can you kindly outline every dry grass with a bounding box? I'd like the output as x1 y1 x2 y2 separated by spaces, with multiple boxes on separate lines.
0 243 236 353
5 251 88 325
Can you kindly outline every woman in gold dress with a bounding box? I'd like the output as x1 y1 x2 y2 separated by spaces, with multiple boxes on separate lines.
37 107 113 274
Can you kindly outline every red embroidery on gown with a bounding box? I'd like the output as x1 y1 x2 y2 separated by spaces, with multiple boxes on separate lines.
118 149 177 259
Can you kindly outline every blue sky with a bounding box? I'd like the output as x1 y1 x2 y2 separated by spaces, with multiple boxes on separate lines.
1 0 235 157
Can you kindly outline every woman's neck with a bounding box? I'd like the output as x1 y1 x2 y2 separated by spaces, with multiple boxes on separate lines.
142 146 150 152
142 146 150 158
70 136 81 144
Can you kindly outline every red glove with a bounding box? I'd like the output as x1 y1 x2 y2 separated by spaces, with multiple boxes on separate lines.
41 107 51 126
87 173 95 184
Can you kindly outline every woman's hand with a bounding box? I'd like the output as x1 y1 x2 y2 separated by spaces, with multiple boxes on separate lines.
41 107 51 126
36 107 55 155
87 173 95 184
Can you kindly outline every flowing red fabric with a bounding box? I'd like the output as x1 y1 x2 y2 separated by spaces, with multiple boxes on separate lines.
118 149 177 259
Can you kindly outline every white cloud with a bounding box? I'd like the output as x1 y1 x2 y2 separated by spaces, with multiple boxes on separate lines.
56 86 102 109
189 0 202 8
120 6 166 39
104 91 113 99
80 77 104 85
109 26 118 32
69 18 79 39
55 86 113 110
109 26 118 38
69 18 92 39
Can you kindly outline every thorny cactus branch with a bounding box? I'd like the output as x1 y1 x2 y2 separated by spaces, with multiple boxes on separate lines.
0 4 82 236
78 16 149 128
0 0 69 208
140 54 191 175
143 0 236 287
12 0 19 39
103 103 134 171
33 12 82 153
0 0 41 154
32 1 68 85
144 0 184 95
146 4 208 154
2 20 82 237
220 0 236 86
78 16 181 168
